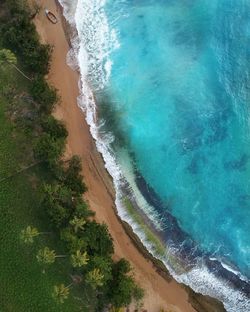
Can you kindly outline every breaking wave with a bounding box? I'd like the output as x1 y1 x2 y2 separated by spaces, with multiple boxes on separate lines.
58 1 250 311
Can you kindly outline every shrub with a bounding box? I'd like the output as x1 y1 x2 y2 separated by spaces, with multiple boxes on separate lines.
63 156 87 195
34 133 65 165
108 275 135 308
30 76 57 114
60 227 87 253
112 258 131 277
86 255 113 286
42 183 74 228
0 11 51 75
106 258 144 308
75 200 95 219
41 116 68 140
133 285 144 304
83 221 114 257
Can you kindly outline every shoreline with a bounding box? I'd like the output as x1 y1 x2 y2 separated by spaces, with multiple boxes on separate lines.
31 1 225 311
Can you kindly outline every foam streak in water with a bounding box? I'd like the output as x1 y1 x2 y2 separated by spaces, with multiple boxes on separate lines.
58 1 250 311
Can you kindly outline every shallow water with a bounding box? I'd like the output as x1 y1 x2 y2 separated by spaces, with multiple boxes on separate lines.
104 0 250 276
59 0 250 310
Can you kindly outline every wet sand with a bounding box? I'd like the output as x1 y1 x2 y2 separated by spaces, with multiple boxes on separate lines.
31 1 210 311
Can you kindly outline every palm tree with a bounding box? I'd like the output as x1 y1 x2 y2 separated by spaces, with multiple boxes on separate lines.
52 284 71 304
0 49 31 81
20 226 39 244
36 247 66 265
86 268 104 289
109 307 124 312
69 216 86 233
20 226 50 244
71 250 89 268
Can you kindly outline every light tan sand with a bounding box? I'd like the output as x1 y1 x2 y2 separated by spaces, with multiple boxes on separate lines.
33 1 197 311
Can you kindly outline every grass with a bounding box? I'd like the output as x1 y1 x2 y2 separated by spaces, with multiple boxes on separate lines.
0 68 89 311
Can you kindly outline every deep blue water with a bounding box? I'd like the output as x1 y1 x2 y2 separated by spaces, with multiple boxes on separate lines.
101 0 250 279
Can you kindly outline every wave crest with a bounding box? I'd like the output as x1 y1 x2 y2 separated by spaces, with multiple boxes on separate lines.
58 1 250 311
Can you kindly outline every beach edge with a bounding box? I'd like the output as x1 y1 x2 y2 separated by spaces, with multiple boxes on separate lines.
32 0 226 311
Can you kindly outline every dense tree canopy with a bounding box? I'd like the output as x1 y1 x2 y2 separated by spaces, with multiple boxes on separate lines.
0 0 144 309
30 76 57 113
83 221 114 257
0 7 51 75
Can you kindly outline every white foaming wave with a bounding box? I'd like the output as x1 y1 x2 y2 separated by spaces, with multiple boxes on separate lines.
66 44 79 71
178 265 250 312
114 148 165 231
75 0 119 89
58 0 167 274
58 0 78 25
58 0 80 72
72 0 165 232
58 1 250 311
209 256 249 283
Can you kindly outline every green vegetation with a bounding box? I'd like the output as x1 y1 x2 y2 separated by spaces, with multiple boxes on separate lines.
123 198 189 274
123 197 166 256
36 247 65 265
52 284 71 304
0 48 31 81
0 0 143 311
20 225 40 244
0 70 84 312
71 250 89 268
86 268 105 289
30 76 58 114
0 1 51 75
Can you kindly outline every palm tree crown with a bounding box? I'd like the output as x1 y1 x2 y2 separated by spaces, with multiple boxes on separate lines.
52 284 70 304
70 216 86 233
71 250 89 268
0 48 31 80
0 49 17 65
20 226 39 244
37 247 56 264
86 268 104 289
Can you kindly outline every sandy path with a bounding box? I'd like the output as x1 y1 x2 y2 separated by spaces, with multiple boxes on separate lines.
33 1 196 311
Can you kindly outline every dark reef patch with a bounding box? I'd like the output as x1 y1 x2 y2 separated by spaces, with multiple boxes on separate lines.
187 153 207 175
132 165 250 298
224 154 249 171
96 93 129 148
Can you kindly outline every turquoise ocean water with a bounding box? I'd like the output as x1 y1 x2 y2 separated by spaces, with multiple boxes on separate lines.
59 0 250 310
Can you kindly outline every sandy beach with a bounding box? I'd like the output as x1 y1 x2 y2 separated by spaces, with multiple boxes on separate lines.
31 1 203 311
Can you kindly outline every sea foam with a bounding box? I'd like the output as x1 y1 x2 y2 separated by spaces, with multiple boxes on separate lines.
58 1 250 311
